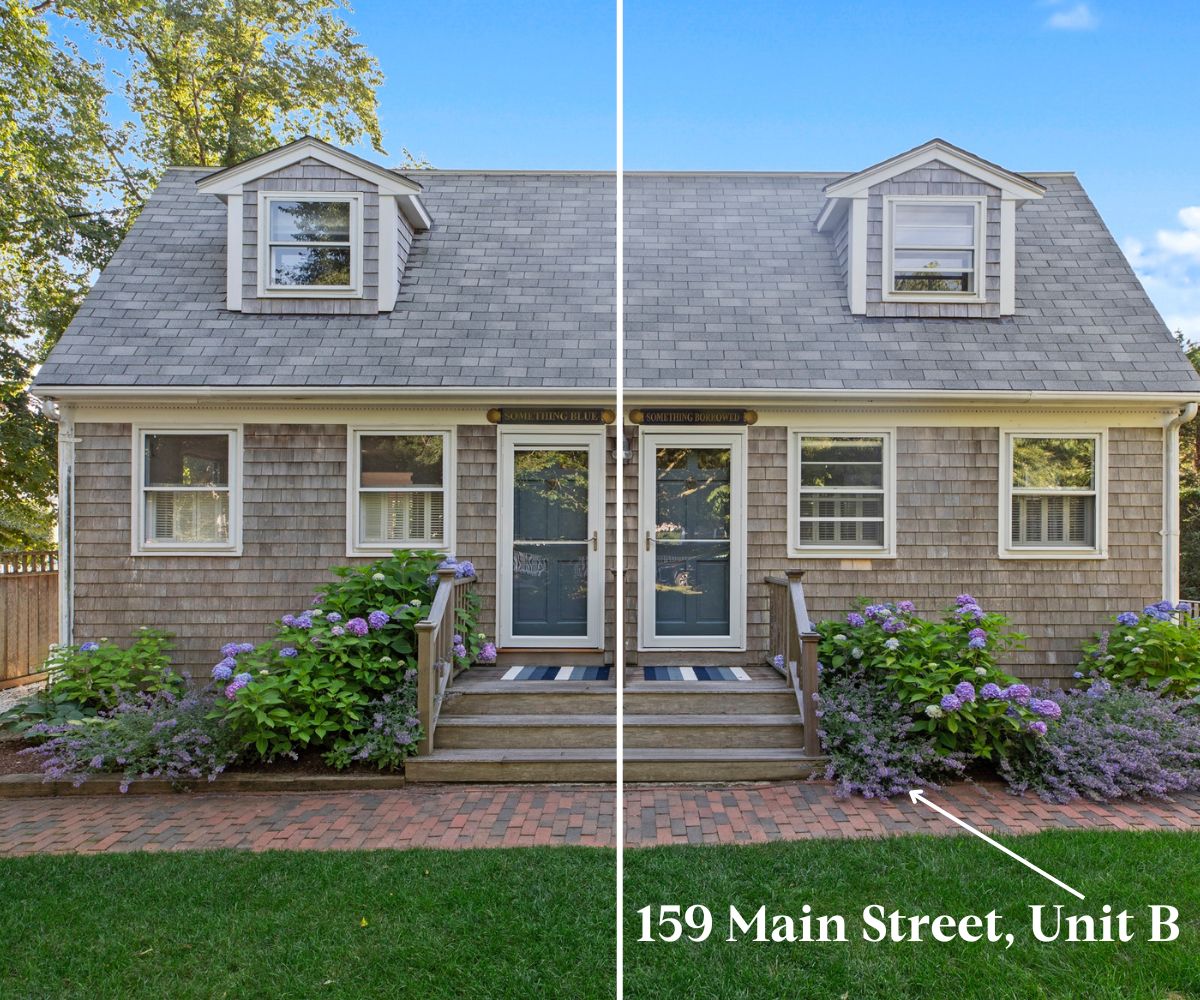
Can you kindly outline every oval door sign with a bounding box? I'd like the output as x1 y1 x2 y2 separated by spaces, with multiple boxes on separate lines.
628 408 758 426
487 407 616 425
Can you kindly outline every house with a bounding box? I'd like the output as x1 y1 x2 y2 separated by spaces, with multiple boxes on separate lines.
32 137 1200 781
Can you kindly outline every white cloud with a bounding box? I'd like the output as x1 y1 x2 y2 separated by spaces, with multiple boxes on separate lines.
1045 2 1099 30
1124 206 1200 342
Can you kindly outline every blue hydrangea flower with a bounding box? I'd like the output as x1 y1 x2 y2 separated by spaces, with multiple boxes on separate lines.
211 662 233 681
882 618 905 634
896 600 915 613
279 647 298 658
346 617 369 637
79 642 100 653
1027 720 1048 737
281 614 297 628
940 693 962 712
954 681 976 703
453 642 468 658
325 612 342 623
455 561 476 578
968 627 987 642
215 656 237 672
884 637 900 650
234 672 252 685
955 594 977 607
863 604 889 620
979 682 1003 700
367 610 390 630
772 653 785 669
1002 683 1032 704
294 614 314 630
1032 698 1062 719
236 643 254 655
846 612 866 628
220 642 241 658
330 625 345 636
968 636 987 650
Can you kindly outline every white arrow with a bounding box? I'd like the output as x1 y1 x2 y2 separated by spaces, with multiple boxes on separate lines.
909 789 1085 900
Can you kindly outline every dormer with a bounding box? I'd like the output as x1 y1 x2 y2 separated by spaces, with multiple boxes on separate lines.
197 137 431 315
816 139 1045 318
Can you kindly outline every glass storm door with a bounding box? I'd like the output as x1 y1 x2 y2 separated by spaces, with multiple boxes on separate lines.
498 430 605 648
639 431 745 650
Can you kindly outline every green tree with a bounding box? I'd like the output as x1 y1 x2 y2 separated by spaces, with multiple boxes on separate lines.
1179 337 1200 598
0 0 386 547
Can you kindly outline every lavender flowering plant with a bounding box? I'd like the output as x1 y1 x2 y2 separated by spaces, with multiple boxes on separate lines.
19 687 240 792
998 680 1200 803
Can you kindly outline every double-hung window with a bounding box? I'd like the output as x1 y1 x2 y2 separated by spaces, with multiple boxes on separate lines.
791 432 894 557
260 194 361 295
136 429 239 554
1003 433 1104 556
351 430 452 552
886 198 983 298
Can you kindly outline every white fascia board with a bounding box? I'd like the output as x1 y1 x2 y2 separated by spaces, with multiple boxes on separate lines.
196 137 423 198
31 384 1200 408
398 194 432 231
823 142 1046 202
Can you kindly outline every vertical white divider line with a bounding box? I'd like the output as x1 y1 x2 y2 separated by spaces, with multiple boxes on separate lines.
614 0 625 996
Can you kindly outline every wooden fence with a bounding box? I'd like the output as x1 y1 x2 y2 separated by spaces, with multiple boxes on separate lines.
0 551 58 689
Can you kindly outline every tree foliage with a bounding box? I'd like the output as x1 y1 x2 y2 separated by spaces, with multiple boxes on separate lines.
1179 339 1200 598
0 0 385 547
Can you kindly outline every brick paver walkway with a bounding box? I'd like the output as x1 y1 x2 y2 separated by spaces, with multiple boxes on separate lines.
0 783 1197 856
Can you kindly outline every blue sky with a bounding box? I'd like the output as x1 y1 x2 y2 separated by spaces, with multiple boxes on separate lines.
55 0 1200 337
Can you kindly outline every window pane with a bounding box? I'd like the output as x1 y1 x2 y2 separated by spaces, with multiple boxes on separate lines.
1012 437 1095 490
800 437 883 488
894 203 975 247
145 434 229 487
893 250 974 272
360 435 444 488
145 491 229 543
359 491 444 544
894 271 973 293
270 246 351 287
797 492 885 547
1011 494 1095 547
269 200 351 243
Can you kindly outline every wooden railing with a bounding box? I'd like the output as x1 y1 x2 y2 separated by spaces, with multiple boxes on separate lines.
414 568 477 755
0 551 59 689
764 570 821 757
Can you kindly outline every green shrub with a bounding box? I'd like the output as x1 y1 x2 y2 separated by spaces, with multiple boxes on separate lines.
43 628 181 711
215 550 484 762
816 596 1043 759
1081 602 1200 698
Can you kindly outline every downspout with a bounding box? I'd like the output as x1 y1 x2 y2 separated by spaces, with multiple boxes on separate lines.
42 400 77 646
1163 401 1199 604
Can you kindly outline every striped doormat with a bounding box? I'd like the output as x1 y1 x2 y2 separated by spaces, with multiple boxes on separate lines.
641 666 751 681
500 665 612 681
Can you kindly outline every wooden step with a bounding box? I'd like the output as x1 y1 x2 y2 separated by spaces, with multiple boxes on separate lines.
405 748 616 783
435 714 617 749
443 686 616 716
623 748 824 782
622 714 804 749
623 683 797 715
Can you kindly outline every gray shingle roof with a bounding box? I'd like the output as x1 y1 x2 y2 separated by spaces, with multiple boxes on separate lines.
34 165 1200 394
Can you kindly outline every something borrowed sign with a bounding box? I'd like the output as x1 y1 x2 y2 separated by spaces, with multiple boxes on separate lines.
628 408 758 426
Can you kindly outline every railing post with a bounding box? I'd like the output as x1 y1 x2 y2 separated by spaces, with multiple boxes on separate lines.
799 632 821 757
415 620 436 756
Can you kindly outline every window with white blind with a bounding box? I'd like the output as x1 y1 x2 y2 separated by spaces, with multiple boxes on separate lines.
790 431 895 557
1003 433 1105 557
351 430 452 552
135 429 239 554
885 197 985 301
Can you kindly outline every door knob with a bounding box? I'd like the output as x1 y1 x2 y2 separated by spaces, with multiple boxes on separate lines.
645 532 653 551
591 530 599 551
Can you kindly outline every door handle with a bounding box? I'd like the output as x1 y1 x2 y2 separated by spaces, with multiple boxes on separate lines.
591 530 599 551
645 531 653 551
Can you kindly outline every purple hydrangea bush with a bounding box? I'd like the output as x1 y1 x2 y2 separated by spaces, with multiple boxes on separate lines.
214 549 491 761
817 597 1041 759
19 687 240 792
814 671 966 799
998 680 1200 803
1080 603 1200 698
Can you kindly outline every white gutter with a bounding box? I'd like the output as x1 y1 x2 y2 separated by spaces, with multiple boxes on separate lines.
1163 402 1198 603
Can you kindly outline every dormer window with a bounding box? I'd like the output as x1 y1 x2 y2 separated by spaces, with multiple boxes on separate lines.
259 193 362 297
884 197 984 301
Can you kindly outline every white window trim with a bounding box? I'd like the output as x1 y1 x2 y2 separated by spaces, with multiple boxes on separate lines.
787 429 897 559
999 430 1108 560
346 427 455 557
257 192 363 298
882 195 987 304
637 427 748 652
131 426 242 557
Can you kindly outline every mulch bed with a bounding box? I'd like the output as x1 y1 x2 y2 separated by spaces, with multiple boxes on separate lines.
0 740 34 776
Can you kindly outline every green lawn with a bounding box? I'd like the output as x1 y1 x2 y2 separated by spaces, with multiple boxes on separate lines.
624 830 1200 1000
0 847 615 1000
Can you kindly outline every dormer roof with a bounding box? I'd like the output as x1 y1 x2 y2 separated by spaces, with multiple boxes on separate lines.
816 138 1045 233
195 135 432 230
